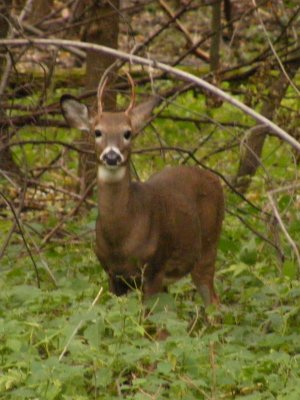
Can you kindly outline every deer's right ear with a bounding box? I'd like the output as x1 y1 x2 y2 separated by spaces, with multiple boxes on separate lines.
60 95 90 132
130 96 160 133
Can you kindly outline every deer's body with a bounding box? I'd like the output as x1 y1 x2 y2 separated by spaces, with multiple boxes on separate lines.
96 165 223 302
61 76 224 305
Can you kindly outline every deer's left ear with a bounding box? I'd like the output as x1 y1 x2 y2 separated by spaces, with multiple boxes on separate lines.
130 96 160 134
60 95 91 132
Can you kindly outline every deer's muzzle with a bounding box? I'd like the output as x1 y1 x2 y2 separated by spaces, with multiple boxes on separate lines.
100 147 124 167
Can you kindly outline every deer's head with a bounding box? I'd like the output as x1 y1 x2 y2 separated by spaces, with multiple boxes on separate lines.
60 74 158 180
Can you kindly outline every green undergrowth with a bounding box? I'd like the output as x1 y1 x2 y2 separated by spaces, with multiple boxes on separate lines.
1 228 300 399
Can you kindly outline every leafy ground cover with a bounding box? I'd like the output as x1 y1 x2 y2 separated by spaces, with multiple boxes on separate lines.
1 221 300 399
1 89 300 399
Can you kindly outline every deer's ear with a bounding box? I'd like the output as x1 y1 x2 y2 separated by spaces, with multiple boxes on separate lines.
130 96 159 133
60 95 91 132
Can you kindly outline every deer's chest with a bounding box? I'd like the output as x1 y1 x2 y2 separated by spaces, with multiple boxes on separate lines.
95 216 157 270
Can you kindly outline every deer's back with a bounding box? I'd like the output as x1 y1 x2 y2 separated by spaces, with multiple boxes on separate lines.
147 165 224 243
147 165 223 208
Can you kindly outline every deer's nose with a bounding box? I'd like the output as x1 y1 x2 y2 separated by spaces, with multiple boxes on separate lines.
103 150 122 166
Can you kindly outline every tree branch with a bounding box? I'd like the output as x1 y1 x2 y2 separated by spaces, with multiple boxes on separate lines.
0 38 299 152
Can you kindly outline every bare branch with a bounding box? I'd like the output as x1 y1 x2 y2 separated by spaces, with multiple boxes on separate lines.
159 0 209 62
0 38 299 152
252 0 300 96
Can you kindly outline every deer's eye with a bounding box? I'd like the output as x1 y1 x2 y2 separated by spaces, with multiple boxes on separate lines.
124 130 132 140
95 129 102 138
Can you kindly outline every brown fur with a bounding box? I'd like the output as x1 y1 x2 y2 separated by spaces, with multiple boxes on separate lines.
61 94 224 305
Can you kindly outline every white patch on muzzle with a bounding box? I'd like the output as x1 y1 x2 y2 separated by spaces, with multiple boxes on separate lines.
99 146 124 163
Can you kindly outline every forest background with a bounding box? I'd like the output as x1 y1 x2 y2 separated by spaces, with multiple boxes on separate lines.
0 0 300 398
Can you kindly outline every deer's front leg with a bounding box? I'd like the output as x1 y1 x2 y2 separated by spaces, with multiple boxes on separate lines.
108 265 142 296
142 271 166 299
108 275 131 296
96 257 131 296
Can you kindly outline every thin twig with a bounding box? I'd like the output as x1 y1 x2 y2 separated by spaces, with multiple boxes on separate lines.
1 139 93 154
0 191 41 288
58 286 103 361
252 0 300 96
23 226 58 287
209 341 217 399
21 21 86 58
27 178 96 205
226 209 284 260
267 190 300 277
159 0 209 61
180 374 210 399
0 0 33 96
40 178 96 247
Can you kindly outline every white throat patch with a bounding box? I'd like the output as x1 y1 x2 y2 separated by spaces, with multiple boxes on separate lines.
97 165 126 183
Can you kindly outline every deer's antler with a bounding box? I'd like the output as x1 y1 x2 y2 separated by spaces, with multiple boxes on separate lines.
125 72 136 115
97 70 136 115
97 76 108 115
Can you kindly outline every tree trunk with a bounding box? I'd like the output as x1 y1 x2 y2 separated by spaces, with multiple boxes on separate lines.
223 0 234 41
0 0 21 180
78 0 120 196
206 0 223 108
234 63 300 193
210 0 222 73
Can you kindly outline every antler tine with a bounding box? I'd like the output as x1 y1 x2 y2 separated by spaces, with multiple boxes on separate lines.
125 72 136 115
97 76 108 115
97 60 122 115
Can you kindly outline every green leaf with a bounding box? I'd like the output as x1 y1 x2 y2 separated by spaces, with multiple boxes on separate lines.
283 260 298 280
157 361 173 374
6 338 22 352
95 367 113 388
223 263 249 277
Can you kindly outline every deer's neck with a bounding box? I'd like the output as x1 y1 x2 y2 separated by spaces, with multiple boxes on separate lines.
97 164 132 221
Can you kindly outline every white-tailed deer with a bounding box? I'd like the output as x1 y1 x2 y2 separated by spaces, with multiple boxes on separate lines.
60 75 224 306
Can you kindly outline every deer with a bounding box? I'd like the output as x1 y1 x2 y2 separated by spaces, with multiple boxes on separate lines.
60 74 224 306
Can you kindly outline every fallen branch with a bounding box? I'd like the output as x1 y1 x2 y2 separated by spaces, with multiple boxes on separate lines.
0 38 299 152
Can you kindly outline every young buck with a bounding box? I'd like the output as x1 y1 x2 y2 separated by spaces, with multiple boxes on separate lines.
60 75 224 306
